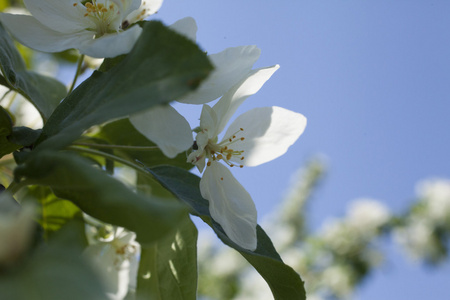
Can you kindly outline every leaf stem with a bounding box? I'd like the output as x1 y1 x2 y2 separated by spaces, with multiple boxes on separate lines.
68 54 85 94
72 142 159 151
66 146 152 178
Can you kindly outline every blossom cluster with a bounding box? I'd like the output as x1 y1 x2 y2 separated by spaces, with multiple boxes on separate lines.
0 0 307 298
394 178 450 263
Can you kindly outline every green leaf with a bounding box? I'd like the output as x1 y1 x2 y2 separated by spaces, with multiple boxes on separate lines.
137 214 198 300
94 118 191 170
14 151 188 245
36 21 213 151
0 106 21 158
24 186 83 240
0 23 67 120
149 165 306 300
0 221 109 300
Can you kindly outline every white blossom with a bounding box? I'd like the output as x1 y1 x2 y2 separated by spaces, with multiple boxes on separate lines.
129 17 268 158
0 0 163 58
83 227 140 300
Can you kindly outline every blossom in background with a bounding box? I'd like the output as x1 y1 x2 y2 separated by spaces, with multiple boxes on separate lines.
186 69 306 250
0 0 163 58
84 226 140 300
129 17 267 158
0 197 36 265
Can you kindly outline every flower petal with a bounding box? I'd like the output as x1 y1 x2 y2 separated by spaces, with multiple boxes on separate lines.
23 0 87 34
199 104 218 139
213 64 280 135
178 46 261 105
116 0 142 18
168 16 197 42
0 13 94 53
223 106 307 167
77 25 142 58
129 104 193 158
200 161 257 250
125 0 163 23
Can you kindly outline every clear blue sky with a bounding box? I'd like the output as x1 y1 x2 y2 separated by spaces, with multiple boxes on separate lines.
156 1 450 299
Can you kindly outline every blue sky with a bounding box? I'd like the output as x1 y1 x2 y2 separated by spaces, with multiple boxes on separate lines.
157 1 450 299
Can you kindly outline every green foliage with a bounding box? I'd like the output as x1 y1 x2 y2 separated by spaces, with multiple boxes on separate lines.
0 106 20 157
0 23 67 120
14 151 188 246
149 165 306 300
24 186 83 240
35 21 213 152
137 214 198 300
0 221 108 300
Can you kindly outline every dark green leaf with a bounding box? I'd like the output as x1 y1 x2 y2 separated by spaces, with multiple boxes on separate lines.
94 118 191 170
149 165 306 300
0 221 108 300
14 151 187 245
0 23 67 120
36 21 213 151
8 127 41 146
137 214 198 300
0 106 21 158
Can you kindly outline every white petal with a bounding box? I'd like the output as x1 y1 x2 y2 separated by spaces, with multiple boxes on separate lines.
223 106 307 167
125 0 163 23
79 25 142 58
200 161 257 250
84 243 131 300
129 105 193 158
0 13 94 53
178 46 261 105
199 105 218 139
168 17 197 42
116 0 142 18
23 0 86 33
213 64 280 135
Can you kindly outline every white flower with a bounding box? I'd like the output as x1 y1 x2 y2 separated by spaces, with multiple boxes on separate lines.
0 197 36 265
129 17 266 158
186 69 307 250
416 178 450 222
83 227 140 300
346 198 390 231
0 0 162 58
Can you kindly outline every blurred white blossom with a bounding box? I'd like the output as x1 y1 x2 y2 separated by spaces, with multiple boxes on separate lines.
0 198 36 265
84 226 140 300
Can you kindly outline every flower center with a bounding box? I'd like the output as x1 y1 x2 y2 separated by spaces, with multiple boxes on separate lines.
74 1 121 36
190 128 246 169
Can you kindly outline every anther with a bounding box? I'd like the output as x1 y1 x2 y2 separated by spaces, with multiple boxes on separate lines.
217 154 223 160
240 137 245 141
240 165 244 168
240 157 244 160
240 128 244 131
220 177 224 181
73 3 78 6
207 162 211 167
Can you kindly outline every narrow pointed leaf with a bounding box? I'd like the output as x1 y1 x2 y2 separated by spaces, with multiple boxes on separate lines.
149 165 306 300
